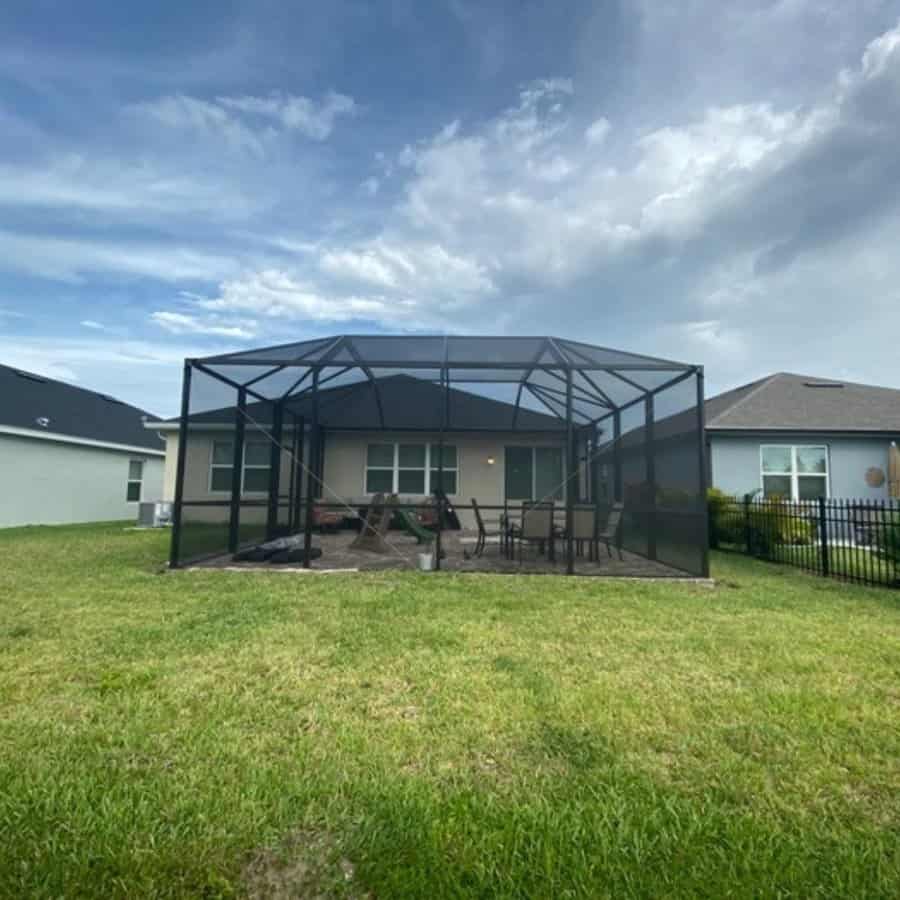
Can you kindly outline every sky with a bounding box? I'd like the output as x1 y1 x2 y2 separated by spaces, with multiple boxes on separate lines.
2 0 900 416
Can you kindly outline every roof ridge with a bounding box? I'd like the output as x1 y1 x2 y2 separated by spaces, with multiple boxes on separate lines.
706 372 782 426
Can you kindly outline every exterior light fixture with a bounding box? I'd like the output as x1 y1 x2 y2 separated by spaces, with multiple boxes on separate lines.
487 456 495 465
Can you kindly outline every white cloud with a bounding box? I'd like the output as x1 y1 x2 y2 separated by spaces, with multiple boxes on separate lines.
319 248 399 288
130 94 268 155
0 155 265 219
584 117 610 146
80 319 106 330
192 270 395 323
150 311 258 339
0 230 237 283
217 90 356 140
131 90 356 151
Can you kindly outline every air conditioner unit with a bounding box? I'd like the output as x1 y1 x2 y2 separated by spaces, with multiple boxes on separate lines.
137 501 173 528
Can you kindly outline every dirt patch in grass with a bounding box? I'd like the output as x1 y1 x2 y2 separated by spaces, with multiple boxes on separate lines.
242 829 366 900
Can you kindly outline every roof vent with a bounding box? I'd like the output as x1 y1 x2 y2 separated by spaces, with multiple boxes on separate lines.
803 381 844 388
35 416 50 428
15 370 47 384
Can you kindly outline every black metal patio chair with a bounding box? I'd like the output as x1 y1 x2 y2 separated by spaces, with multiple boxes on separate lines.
470 498 506 557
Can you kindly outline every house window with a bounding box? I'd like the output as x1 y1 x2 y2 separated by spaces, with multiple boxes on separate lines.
126 460 143 502
210 440 271 494
505 446 564 501
365 443 458 495
760 445 828 500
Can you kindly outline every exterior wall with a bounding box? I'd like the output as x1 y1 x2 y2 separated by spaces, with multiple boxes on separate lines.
709 434 900 500
171 428 303 525
164 428 566 529
323 431 565 528
0 433 164 528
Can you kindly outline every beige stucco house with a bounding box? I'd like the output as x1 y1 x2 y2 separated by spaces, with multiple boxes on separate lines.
151 376 569 530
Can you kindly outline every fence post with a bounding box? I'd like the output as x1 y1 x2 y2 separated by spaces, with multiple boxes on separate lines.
743 493 752 554
818 496 830 578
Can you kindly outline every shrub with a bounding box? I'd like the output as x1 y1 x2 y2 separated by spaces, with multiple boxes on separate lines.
707 491 815 554
707 488 732 548
766 497 816 546
875 515 900 580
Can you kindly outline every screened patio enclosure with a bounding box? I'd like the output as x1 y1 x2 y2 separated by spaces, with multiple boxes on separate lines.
170 335 709 577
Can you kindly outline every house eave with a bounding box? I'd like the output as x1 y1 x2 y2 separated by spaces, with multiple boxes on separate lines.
707 426 900 440
0 424 165 456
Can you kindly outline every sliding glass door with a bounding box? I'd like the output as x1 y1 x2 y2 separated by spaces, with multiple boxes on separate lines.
505 446 564 501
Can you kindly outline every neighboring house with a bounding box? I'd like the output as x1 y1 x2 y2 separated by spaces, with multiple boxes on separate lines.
0 364 165 527
706 372 900 501
151 374 567 529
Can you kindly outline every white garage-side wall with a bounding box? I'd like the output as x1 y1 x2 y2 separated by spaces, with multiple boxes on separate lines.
0 433 164 528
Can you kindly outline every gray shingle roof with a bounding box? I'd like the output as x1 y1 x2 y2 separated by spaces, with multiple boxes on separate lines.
0 363 165 451
169 374 563 432
706 372 900 432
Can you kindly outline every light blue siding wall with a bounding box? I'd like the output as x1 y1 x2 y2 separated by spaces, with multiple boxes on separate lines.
709 434 899 500
0 433 165 528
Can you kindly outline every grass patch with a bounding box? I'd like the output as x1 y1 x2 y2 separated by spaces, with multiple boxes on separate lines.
1 523 899 897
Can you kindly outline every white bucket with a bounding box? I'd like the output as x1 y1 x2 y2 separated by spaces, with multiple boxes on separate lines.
418 552 435 571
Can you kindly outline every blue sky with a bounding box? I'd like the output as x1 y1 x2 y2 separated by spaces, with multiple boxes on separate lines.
2 0 900 415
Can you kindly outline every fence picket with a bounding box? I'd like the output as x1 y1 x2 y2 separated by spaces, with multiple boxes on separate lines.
710 494 896 589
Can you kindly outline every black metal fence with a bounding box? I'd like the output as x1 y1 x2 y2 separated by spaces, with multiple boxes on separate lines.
710 495 900 588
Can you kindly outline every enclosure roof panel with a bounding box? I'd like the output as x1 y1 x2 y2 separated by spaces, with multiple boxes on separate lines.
196 334 696 372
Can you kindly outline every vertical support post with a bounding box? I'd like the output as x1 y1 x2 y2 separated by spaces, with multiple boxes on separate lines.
645 394 657 561
566 368 574 575
293 415 305 532
228 388 247 554
696 367 710 577
613 410 622 502
287 412 298 531
818 496 830 577
266 400 283 539
303 370 320 568
435 366 447 571
169 360 193 568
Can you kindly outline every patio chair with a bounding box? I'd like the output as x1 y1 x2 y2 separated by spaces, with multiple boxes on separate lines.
571 504 598 560
597 502 624 559
511 501 555 562
470 498 505 557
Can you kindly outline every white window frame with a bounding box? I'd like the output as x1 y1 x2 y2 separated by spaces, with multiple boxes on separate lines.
126 459 144 503
504 446 566 501
759 444 830 500
209 439 272 496
364 442 459 495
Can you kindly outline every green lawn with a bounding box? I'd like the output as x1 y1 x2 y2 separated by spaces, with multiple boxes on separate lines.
1 524 899 899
